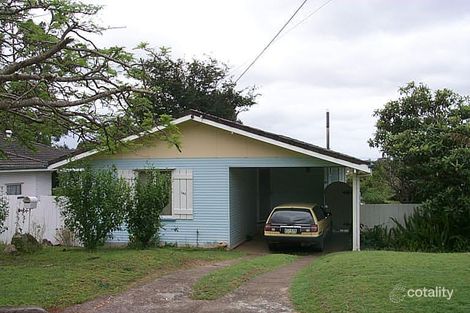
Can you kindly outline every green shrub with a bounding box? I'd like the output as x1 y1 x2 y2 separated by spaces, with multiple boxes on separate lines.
0 193 7 235
361 225 391 250
127 170 170 248
56 166 132 249
362 203 470 252
390 203 470 252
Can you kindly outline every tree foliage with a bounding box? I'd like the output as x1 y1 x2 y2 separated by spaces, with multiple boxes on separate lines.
360 159 395 204
0 0 166 148
370 82 470 251
127 169 170 248
56 166 132 249
136 47 257 121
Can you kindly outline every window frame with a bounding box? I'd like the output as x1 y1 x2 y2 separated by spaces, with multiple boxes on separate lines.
6 183 22 195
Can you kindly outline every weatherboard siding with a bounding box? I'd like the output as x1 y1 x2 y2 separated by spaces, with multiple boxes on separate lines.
92 157 334 247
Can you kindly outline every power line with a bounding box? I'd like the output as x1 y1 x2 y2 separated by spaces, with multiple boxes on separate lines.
279 0 335 40
235 0 309 83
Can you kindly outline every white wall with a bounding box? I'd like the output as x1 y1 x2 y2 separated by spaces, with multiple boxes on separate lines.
361 204 419 229
0 196 63 244
0 171 52 196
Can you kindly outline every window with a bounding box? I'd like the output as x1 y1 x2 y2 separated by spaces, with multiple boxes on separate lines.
6 183 22 195
118 168 193 218
313 206 325 221
270 209 313 225
136 170 172 215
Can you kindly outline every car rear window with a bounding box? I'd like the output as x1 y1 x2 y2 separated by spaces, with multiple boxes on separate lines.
270 209 314 225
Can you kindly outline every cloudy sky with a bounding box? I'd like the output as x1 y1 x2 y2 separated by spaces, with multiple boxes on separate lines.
86 0 470 159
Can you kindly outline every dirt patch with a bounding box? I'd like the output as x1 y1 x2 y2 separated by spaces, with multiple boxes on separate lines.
199 255 316 313
58 258 243 313
58 255 316 313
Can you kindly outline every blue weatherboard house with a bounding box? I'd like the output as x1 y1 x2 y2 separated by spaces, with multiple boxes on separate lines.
51 110 370 250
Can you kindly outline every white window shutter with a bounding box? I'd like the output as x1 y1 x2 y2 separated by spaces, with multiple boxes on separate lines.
117 169 136 186
172 169 193 215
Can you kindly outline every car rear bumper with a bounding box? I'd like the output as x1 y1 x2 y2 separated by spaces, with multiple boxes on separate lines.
264 233 324 245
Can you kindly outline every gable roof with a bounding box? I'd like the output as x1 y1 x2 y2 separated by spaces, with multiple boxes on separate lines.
49 110 371 173
0 138 74 171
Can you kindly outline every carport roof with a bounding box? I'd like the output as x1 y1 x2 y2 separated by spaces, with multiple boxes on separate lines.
49 110 371 173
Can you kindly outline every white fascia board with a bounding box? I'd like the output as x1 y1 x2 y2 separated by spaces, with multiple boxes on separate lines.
48 115 193 170
193 116 371 173
0 168 54 173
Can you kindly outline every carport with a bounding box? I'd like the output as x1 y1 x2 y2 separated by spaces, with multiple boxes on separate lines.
229 163 367 251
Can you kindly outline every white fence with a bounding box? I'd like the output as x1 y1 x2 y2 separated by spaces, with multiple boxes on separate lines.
0 196 63 244
361 203 420 229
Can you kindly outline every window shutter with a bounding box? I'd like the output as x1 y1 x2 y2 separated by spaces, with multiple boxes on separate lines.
117 169 136 186
172 169 193 215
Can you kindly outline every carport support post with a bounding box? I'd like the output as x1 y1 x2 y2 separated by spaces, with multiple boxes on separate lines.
352 171 361 251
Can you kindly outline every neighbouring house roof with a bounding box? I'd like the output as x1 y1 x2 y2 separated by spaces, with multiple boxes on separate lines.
49 110 371 173
0 137 74 171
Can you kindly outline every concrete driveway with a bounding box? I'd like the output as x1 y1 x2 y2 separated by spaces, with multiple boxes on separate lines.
236 231 351 255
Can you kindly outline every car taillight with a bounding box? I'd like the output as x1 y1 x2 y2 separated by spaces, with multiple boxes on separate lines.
309 224 318 232
264 224 274 231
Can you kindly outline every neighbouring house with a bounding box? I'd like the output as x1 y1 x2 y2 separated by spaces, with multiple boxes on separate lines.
0 137 74 244
52 110 370 250
0 137 73 196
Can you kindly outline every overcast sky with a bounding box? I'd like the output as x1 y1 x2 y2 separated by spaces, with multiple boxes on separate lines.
85 0 470 159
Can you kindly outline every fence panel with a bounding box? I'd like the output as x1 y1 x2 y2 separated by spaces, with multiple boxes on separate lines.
361 203 419 229
0 196 63 244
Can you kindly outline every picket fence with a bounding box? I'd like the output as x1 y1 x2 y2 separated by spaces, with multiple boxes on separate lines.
0 196 63 244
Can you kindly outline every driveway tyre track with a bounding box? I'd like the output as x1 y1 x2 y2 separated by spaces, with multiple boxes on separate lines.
60 255 316 313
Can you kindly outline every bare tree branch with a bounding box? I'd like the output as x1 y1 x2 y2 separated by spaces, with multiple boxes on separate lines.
0 86 146 110
0 38 74 75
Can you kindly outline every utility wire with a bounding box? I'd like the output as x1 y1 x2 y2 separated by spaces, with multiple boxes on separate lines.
279 0 335 40
235 0 309 83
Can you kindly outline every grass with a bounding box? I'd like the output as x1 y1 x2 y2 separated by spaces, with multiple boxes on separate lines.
191 253 297 300
290 251 470 313
0 246 242 309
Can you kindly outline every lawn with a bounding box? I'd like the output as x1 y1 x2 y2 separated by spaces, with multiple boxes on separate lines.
0 246 242 309
290 251 470 313
191 253 297 300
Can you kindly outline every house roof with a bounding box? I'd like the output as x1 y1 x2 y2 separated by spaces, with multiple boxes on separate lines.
189 111 368 166
49 110 371 173
0 137 74 171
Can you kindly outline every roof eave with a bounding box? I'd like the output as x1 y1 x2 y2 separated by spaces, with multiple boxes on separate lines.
48 112 371 173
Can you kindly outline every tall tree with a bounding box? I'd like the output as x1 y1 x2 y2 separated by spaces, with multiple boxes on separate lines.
370 82 470 250
360 158 395 204
136 47 257 121
0 0 168 149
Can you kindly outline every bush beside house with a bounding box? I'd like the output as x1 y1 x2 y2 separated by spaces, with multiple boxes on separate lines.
127 169 171 247
56 166 132 249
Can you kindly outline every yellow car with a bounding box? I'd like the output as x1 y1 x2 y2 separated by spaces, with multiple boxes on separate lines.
264 203 331 251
